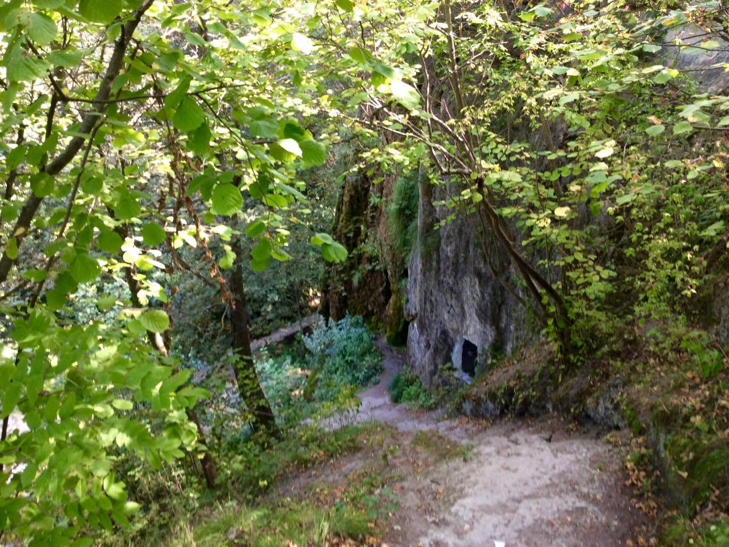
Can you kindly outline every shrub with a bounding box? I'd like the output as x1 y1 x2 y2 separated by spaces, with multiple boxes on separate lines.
388 370 435 409
304 316 382 402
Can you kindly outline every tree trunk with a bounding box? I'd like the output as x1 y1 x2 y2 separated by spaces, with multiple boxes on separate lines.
119 226 218 490
229 235 280 439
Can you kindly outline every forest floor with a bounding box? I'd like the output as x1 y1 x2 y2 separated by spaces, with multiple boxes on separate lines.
271 340 650 546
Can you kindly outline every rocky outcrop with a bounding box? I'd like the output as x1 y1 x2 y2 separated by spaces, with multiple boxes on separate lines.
405 181 535 387
320 169 410 344
323 22 729 386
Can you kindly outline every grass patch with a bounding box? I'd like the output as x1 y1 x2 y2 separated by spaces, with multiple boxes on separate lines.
227 421 395 499
411 430 472 462
661 515 729 546
168 498 374 547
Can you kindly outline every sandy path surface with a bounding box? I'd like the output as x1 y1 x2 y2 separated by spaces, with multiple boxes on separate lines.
327 340 645 547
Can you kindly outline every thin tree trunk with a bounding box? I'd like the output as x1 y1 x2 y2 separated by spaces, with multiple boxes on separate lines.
118 225 218 489
0 0 155 285
229 235 280 439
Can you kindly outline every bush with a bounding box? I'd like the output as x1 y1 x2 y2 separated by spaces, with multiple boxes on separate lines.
304 316 382 402
388 370 435 409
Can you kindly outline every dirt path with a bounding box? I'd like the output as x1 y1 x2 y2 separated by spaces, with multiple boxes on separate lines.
291 340 646 546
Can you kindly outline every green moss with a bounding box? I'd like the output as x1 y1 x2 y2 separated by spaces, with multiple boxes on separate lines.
385 290 408 346
387 175 419 258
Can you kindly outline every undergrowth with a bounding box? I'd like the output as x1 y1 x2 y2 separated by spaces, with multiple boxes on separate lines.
388 370 435 409
170 499 373 547
303 315 383 402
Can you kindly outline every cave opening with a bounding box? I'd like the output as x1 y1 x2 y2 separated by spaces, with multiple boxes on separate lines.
461 339 478 378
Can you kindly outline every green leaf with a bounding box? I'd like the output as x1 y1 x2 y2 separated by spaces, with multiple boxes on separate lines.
673 121 693 135
348 47 368 64
98 230 123 254
58 392 76 419
172 97 205 132
390 80 420 109
187 122 211 154
33 0 66 8
21 463 37 488
645 124 665 137
5 43 49 82
139 310 170 333
114 196 141 220
111 399 133 410
559 92 579 105
300 139 327 167
251 256 270 271
717 116 729 128
20 11 57 45
91 459 111 478
251 238 272 262
6 145 26 170
2 383 21 418
219 246 235 269
311 232 334 245
81 175 103 195
211 184 243 216
277 138 302 156
321 242 348 262
519 11 535 21
249 118 280 139
142 222 166 246
245 219 267 238
336 0 354 12
104 481 126 501
70 254 101 283
30 172 54 197
5 237 18 259
97 295 116 311
291 32 313 54
46 288 67 310
653 70 672 84
78 0 122 23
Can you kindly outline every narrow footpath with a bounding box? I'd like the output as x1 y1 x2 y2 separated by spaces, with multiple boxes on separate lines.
288 340 648 546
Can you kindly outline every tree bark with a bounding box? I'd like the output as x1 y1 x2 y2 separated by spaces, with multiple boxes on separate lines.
229 234 280 439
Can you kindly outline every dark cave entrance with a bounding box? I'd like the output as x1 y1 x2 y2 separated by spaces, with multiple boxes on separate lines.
461 340 478 378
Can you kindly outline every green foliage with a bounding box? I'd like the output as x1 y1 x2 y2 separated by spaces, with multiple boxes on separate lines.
388 370 435 409
1 0 728 541
303 316 383 402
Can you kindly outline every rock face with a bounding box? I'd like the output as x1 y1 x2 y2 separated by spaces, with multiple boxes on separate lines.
405 187 534 387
